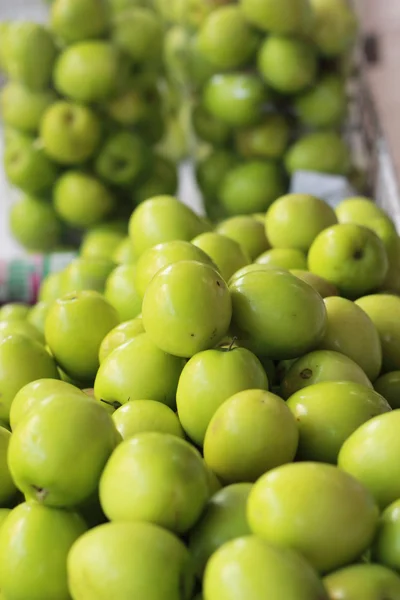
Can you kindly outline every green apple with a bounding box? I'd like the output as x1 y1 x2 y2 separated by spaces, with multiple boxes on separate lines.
61 257 115 295
10 378 84 431
241 0 313 34
176 346 268 447
216 216 269 261
0 502 87 600
0 427 17 505
204 536 329 600
98 316 144 363
294 74 347 128
38 271 64 303
94 333 185 409
104 265 142 322
51 0 110 45
192 105 231 147
8 393 119 507
0 334 59 423
135 240 215 299
4 132 59 194
0 81 56 134
198 5 259 70
54 171 115 227
229 267 327 359
366 217 400 266
80 226 126 260
256 248 307 270
54 41 126 103
0 303 30 321
0 319 43 345
310 0 358 57
335 196 387 225
112 400 184 440
109 0 147 15
308 224 388 298
112 236 136 265
191 232 250 282
324 564 400 600
3 22 57 90
266 193 337 252
107 81 160 127
45 291 119 384
68 521 195 600
339 410 400 509
290 270 339 297
203 73 267 127
27 302 50 337
133 155 178 204
112 8 163 65
374 371 400 409
95 131 149 187
196 150 239 205
287 381 390 463
248 462 379 573
204 389 298 483
281 350 373 399
235 113 290 160
258 35 317 94
219 160 286 215
142 261 232 358
318 296 382 381
10 195 62 252
99 432 209 533
189 483 252 577
356 295 400 372
372 498 400 572
285 130 351 175
40 101 101 166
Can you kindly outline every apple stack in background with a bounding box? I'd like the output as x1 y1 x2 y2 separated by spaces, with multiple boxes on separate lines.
0 0 180 255
0 192 400 598
157 0 359 220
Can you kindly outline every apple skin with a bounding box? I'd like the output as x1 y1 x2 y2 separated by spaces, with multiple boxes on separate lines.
198 5 259 70
308 224 389 299
99 432 210 534
112 7 163 66
98 316 144 364
285 130 351 175
374 371 400 409
290 270 339 298
203 73 267 128
336 196 387 225
235 113 290 160
229 268 327 360
0 82 56 134
216 216 269 261
371 498 400 572
258 36 317 94
95 131 149 188
317 296 382 382
176 347 268 447
192 105 231 147
0 304 30 322
10 196 62 253
265 193 338 253
287 381 390 463
339 410 400 510
192 232 250 283
68 521 195 600
80 226 126 260
356 295 400 373
188 483 252 578
94 332 185 410
294 74 347 128
50 0 110 45
310 0 358 57
241 0 313 35
196 150 239 207
60 258 115 295
256 248 307 270
323 564 400 600
104 265 142 322
112 400 184 441
281 350 373 399
204 389 299 483
204 535 329 600
247 462 379 573
54 41 127 103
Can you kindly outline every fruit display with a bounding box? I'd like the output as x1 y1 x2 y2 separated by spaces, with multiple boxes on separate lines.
0 190 398 598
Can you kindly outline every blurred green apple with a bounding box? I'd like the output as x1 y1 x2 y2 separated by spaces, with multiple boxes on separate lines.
295 73 347 128
61 257 115 295
133 155 178 205
216 216 270 261
192 105 232 147
112 8 163 66
310 0 358 57
192 232 250 282
241 0 313 35
324 564 400 600
256 248 307 270
10 195 62 252
285 130 351 175
95 131 149 187
336 196 386 225
290 270 339 297
0 82 56 134
374 371 400 409
235 113 290 160
51 0 110 45
80 226 126 260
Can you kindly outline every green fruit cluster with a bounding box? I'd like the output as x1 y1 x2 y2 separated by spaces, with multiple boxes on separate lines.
159 0 357 219
0 191 399 598
0 0 181 253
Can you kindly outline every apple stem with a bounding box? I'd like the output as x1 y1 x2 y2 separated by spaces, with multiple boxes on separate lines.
228 337 238 351
100 398 122 410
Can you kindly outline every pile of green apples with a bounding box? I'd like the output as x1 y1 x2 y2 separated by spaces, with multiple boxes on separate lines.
160 0 359 220
0 192 400 598
0 0 180 253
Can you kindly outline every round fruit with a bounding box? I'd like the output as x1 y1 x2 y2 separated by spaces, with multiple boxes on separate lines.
241 0 313 35
61 257 115 295
285 130 351 175
324 564 400 600
216 216 269 261
294 74 347 128
335 196 386 225
235 113 290 160
99 432 209 534
0 318 43 345
112 7 163 65
104 265 142 322
290 270 339 298
0 81 56 134
247 462 379 572
27 302 50 336
374 371 400 409
372 498 400 571
10 195 62 252
98 317 145 364
142 261 232 358
51 0 110 45
192 232 250 282
256 248 307 270
112 400 184 440
0 427 17 505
